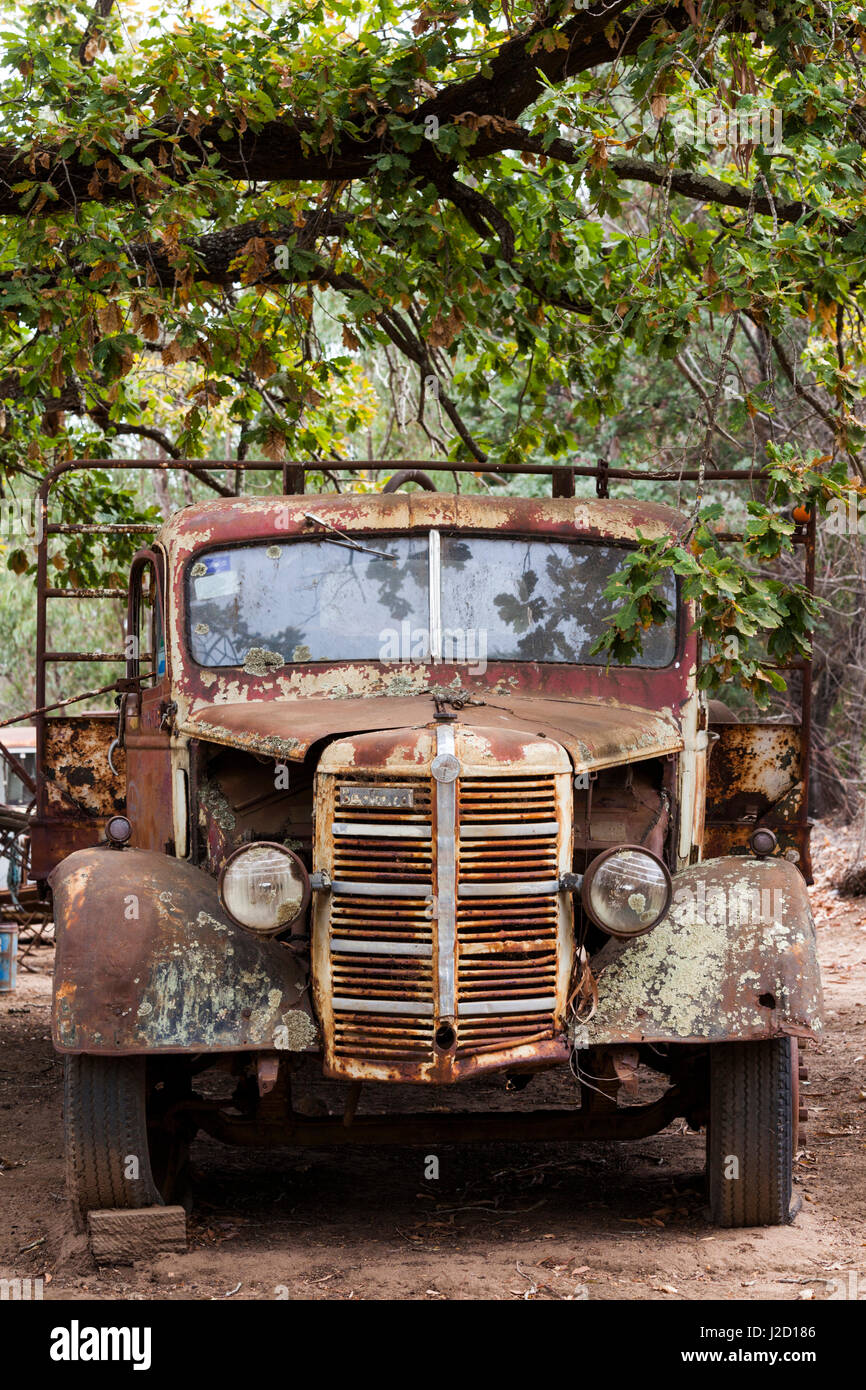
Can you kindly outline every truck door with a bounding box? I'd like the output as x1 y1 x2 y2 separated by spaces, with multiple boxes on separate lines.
124 551 174 853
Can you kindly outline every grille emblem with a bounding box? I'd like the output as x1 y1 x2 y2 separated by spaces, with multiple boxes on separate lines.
340 784 414 809
431 752 460 783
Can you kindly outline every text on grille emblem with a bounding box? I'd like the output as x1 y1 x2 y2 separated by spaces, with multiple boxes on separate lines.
340 784 414 809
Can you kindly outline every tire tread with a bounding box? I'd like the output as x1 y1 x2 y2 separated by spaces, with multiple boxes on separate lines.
708 1039 793 1227
64 1056 162 1229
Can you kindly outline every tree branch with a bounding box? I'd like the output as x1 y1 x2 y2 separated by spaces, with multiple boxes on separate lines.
496 127 847 230
326 270 488 461
95 418 181 458
77 0 115 66
432 170 516 263
765 322 865 475
673 353 742 447
0 2 690 217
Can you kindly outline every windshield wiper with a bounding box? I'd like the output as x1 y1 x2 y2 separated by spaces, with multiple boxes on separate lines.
302 513 396 561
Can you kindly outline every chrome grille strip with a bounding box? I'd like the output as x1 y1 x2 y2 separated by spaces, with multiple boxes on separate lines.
458 879 560 897
332 997 434 1017
333 821 431 838
458 997 556 1016
435 723 457 1019
331 880 433 898
331 938 432 957
459 821 558 839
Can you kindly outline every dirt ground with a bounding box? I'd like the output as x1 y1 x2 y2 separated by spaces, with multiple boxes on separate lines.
2 823 864 1302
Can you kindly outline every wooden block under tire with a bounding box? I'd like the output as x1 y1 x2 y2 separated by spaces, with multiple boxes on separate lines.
87 1206 187 1264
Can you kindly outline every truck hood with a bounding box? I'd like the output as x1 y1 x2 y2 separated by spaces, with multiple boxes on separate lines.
181 693 683 775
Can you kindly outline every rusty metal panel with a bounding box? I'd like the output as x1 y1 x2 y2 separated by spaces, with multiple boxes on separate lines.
124 686 174 852
42 716 125 817
707 722 802 815
312 723 573 1082
30 818 110 881
50 847 316 1054
704 722 811 878
181 695 684 772
703 822 812 878
31 716 126 878
582 856 823 1046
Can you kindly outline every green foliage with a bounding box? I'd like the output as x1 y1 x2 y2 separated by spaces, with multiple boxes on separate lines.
0 0 865 692
592 447 865 704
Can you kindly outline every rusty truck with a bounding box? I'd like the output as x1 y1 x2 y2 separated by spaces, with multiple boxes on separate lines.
28 459 821 1229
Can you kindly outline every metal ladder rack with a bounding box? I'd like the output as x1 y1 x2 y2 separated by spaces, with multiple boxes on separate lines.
29 455 815 835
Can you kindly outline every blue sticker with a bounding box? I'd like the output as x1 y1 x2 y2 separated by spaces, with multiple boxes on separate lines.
201 554 232 575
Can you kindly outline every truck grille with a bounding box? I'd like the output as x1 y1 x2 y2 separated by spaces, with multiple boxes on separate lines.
313 736 571 1081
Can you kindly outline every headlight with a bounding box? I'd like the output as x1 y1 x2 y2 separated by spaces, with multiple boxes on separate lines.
219 842 310 934
581 845 672 938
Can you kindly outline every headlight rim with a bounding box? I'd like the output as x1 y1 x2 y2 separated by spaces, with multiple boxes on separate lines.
581 843 672 938
218 840 311 935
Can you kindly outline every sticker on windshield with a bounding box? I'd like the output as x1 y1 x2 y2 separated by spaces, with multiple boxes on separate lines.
191 553 239 600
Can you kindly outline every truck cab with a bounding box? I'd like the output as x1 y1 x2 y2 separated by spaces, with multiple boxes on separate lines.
40 482 822 1229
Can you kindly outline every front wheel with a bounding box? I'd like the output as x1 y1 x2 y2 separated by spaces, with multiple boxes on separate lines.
707 1038 795 1228
64 1055 191 1230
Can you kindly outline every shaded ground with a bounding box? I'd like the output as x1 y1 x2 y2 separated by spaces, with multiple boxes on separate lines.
1 822 864 1301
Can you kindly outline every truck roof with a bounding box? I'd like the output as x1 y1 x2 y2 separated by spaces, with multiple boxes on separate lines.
157 492 686 561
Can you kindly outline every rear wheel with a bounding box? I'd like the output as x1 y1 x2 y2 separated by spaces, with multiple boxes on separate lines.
707 1038 795 1227
64 1055 191 1230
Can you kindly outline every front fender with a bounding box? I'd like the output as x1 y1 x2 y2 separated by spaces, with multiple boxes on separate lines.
50 847 318 1055
580 856 823 1047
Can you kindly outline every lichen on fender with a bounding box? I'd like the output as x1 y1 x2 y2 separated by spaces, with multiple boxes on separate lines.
275 1009 319 1051
580 860 823 1045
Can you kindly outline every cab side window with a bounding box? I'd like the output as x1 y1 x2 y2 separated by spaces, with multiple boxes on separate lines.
129 558 166 682
152 588 166 679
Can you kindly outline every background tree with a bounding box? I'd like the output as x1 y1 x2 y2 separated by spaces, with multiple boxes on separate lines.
1 0 865 815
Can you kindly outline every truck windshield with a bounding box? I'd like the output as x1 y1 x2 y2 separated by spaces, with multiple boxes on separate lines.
186 534 676 668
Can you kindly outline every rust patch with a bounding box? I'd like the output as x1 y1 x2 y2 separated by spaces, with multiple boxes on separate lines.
705 722 811 878
31 715 126 877
181 694 683 770
42 716 125 818
159 492 687 557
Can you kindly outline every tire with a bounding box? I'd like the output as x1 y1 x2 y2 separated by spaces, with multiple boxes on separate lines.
64 1055 190 1230
707 1038 794 1228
